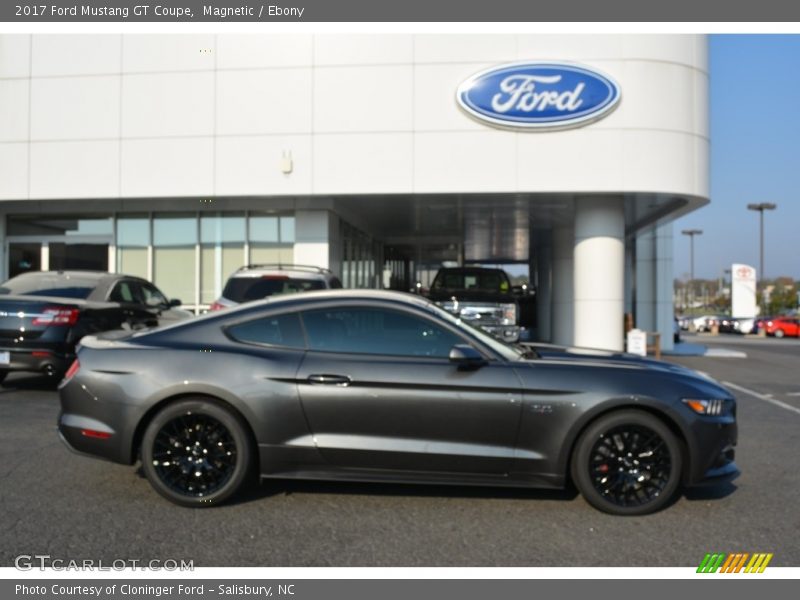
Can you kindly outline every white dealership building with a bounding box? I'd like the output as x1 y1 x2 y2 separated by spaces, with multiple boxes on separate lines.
0 34 709 351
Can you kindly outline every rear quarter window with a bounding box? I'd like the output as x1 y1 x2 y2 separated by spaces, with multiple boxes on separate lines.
222 277 326 302
226 313 306 348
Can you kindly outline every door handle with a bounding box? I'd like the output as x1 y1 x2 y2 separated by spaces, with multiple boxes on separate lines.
307 374 351 386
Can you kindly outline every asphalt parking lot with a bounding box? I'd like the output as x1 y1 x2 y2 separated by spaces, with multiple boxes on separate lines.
1 334 799 567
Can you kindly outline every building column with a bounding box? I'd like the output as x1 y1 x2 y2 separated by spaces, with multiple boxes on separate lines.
574 197 625 351
534 235 552 343
635 228 657 333
654 223 675 351
293 210 339 275
551 224 574 347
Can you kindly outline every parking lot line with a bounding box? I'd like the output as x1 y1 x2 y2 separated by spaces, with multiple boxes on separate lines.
723 381 800 417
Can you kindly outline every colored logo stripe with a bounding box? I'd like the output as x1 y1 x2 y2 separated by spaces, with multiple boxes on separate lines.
697 553 773 573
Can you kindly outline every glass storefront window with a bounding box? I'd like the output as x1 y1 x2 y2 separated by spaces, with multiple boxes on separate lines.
153 215 197 306
116 216 150 280
248 213 294 266
200 213 246 304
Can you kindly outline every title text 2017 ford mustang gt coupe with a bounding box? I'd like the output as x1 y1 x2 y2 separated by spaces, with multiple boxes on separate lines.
58 290 738 515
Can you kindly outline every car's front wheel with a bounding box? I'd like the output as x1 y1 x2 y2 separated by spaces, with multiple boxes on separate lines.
141 398 254 507
774 329 785 338
571 410 683 516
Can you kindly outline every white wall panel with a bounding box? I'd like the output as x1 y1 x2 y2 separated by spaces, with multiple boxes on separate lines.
121 138 213 197
0 143 28 200
0 79 29 142
216 135 312 195
414 131 517 193
314 66 413 133
415 35 517 63
30 76 119 141
315 35 413 65
0 35 30 78
123 35 215 73
313 133 413 194
217 35 313 69
32 35 121 76
216 69 311 135
30 141 118 198
122 72 213 137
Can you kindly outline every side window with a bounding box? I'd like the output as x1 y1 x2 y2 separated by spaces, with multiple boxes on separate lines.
139 282 168 307
227 313 305 349
301 307 463 358
329 277 343 289
109 281 138 303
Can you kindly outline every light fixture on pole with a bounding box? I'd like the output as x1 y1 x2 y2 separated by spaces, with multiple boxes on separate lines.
746 202 776 283
681 229 703 310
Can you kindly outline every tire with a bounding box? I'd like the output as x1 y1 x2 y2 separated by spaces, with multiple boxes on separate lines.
0 371 7 385
571 410 683 516
775 329 785 339
140 398 254 507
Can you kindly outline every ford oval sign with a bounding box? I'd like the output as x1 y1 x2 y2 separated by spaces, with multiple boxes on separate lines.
456 62 621 130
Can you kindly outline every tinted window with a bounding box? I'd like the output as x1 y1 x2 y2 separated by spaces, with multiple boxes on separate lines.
227 313 305 348
0 273 97 299
222 277 326 303
432 270 510 293
110 281 139 303
301 307 462 358
139 282 168 307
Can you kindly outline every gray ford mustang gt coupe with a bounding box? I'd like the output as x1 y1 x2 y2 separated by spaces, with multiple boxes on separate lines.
58 290 738 515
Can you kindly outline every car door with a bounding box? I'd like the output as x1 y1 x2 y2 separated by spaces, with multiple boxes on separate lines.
108 279 152 330
295 304 524 475
136 281 186 327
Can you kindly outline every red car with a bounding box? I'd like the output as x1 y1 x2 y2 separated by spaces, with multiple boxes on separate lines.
765 317 800 338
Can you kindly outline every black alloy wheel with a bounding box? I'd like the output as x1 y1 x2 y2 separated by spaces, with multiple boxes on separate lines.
572 410 682 516
141 398 253 507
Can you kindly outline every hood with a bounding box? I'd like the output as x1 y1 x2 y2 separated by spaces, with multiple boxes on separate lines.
525 343 709 379
427 290 517 304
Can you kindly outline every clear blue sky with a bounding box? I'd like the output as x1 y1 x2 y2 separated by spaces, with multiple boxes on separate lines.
672 34 800 281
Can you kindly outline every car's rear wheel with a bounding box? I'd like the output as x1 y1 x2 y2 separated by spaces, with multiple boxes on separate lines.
141 398 253 507
775 329 785 338
571 410 683 516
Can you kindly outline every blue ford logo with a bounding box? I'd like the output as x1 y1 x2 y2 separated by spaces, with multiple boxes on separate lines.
456 62 621 130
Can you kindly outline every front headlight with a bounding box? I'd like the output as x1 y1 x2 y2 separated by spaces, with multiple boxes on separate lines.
682 398 731 416
501 303 517 325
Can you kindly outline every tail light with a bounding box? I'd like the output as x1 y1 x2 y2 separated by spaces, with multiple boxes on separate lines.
32 306 79 326
209 301 227 311
63 359 80 381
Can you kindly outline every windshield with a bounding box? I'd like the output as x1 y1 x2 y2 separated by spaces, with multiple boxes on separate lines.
424 301 526 361
431 270 511 293
223 277 326 302
0 274 95 299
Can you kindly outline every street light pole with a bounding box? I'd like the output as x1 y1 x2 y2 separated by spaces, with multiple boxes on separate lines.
681 229 703 310
747 203 777 311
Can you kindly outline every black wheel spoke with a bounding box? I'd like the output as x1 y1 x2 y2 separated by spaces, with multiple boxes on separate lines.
152 412 237 498
587 424 672 508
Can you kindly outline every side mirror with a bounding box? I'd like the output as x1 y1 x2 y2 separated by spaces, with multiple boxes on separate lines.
168 298 182 307
449 344 487 370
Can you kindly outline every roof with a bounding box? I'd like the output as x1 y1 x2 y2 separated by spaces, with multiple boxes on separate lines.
13 270 116 281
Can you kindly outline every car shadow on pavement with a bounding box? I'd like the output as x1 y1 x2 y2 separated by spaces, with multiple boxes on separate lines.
682 482 738 501
230 478 581 506
0 373 60 392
